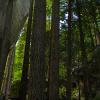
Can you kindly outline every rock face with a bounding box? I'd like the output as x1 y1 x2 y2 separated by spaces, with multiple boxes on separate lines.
0 0 30 46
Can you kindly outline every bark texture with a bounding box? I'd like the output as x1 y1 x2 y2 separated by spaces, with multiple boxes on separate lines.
18 0 33 100
48 0 60 99
76 0 89 100
29 0 46 99
65 0 72 100
1 47 15 100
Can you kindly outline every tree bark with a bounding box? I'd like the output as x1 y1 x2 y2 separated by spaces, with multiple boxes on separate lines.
2 47 15 100
76 0 89 100
48 0 60 100
65 0 72 100
0 0 13 89
29 0 46 99
18 0 33 100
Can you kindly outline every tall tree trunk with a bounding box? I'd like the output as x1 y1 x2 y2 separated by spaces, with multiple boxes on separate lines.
76 0 89 100
88 24 95 49
0 40 10 89
29 0 46 99
0 38 3 57
0 0 13 89
65 0 72 100
93 15 100 34
18 0 33 100
48 0 60 99
1 46 15 100
90 5 100 45
93 17 100 45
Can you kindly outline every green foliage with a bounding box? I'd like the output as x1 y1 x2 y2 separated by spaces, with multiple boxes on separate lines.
59 86 66 99
11 31 26 96
93 91 100 100
59 63 66 79
46 0 52 16
72 87 78 100
13 32 26 82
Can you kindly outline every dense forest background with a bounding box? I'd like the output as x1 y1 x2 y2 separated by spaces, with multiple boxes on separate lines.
0 0 100 100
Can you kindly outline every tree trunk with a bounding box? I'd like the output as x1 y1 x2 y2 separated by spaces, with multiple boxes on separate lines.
0 40 10 90
2 47 15 100
29 0 46 99
18 0 33 100
76 0 89 100
0 38 3 57
65 0 72 100
48 0 60 99
90 5 100 45
0 0 13 89
88 24 95 49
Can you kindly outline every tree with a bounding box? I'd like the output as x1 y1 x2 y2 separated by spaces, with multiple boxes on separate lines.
0 0 13 89
29 0 46 99
76 0 89 100
18 0 34 100
0 0 30 90
1 47 15 100
65 0 72 100
48 0 60 99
